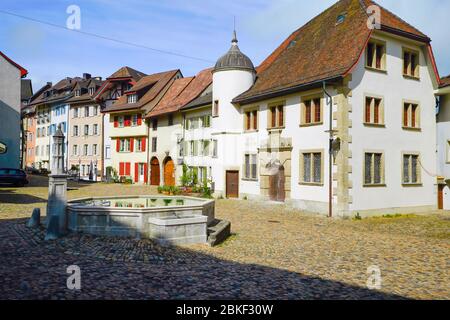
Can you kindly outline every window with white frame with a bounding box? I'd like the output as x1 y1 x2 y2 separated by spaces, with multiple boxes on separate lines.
89 87 96 96
403 153 421 185
73 108 78 118
151 137 157 153
84 106 89 117
212 140 218 158
73 125 79 136
202 140 210 156
136 138 143 152
93 144 98 156
83 144 89 156
120 139 130 152
300 151 323 184
84 125 89 136
132 114 138 126
127 94 137 104
73 145 78 156
93 124 98 135
364 152 384 186
118 116 124 128
244 154 258 180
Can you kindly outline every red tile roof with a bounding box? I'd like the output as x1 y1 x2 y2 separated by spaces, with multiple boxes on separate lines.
107 66 146 80
0 51 28 77
441 76 450 88
146 68 213 118
234 0 432 105
103 70 180 113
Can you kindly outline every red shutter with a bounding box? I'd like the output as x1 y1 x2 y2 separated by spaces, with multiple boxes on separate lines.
144 163 148 184
142 137 146 152
114 116 118 128
125 115 131 127
119 162 124 176
134 163 139 183
137 114 142 126
116 139 120 152
126 163 131 176
130 138 134 152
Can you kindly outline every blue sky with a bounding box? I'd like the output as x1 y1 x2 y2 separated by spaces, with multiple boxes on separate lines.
1 0 449 90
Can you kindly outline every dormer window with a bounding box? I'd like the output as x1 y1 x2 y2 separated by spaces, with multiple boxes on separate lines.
89 87 96 95
128 94 137 104
74 90 81 97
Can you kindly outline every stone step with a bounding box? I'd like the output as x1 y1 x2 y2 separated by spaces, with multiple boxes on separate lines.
207 219 231 247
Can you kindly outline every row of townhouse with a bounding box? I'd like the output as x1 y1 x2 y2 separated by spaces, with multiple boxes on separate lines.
19 0 450 217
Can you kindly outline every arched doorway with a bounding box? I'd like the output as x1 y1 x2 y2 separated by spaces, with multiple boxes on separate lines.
150 157 160 186
268 162 285 202
163 157 175 186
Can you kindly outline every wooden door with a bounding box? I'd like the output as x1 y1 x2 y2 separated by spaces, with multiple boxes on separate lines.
438 184 444 210
269 166 285 202
150 157 160 186
164 158 175 186
226 171 239 198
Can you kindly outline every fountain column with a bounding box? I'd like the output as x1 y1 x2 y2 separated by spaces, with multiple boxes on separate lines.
45 124 68 240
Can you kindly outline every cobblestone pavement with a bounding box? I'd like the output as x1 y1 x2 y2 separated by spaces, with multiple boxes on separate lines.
0 175 449 300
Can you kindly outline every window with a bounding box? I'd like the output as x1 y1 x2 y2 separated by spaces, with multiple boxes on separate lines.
93 124 99 135
403 48 419 78
89 87 96 96
84 107 89 117
151 137 157 152
202 140 210 156
447 141 450 163
73 125 79 136
152 119 158 131
132 114 138 126
73 145 78 156
366 40 386 71
364 96 383 125
244 109 258 131
75 90 81 97
189 141 195 156
212 140 218 158
213 100 219 117
136 138 143 152
268 103 284 128
120 139 130 152
83 144 89 156
93 106 98 116
301 97 322 125
403 153 421 185
73 108 78 118
203 115 211 128
127 94 137 104
118 116 124 128
84 125 89 136
168 114 174 126
403 101 420 129
244 154 258 180
364 152 384 186
300 151 323 184
105 146 111 159
93 144 98 156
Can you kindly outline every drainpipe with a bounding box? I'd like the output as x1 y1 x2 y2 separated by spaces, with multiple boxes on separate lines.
146 118 150 185
323 81 333 218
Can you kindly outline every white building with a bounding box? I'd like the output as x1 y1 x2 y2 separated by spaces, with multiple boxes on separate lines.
207 0 441 217
436 76 450 209
0 51 28 168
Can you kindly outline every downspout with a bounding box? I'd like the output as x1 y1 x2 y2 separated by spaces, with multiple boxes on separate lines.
323 81 333 218
146 118 150 185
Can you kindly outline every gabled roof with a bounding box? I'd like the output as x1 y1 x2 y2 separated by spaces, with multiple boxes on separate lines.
29 77 78 106
103 69 180 113
440 75 450 88
182 92 213 111
147 68 213 118
234 0 432 105
67 77 104 104
0 51 28 77
107 66 147 80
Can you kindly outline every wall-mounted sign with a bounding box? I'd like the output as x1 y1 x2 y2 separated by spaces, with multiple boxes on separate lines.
0 142 7 154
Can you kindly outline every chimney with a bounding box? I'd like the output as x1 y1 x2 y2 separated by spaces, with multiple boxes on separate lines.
83 73 92 80
46 82 52 87
95 77 102 81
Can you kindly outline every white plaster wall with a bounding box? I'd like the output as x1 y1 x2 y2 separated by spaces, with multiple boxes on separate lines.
437 94 450 179
35 106 51 169
0 55 21 168
349 33 437 211
49 103 70 171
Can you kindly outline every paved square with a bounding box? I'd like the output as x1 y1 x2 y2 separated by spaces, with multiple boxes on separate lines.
0 175 448 299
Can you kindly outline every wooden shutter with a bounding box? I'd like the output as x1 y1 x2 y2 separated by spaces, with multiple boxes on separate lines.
305 101 311 124
125 115 131 127
144 163 148 184
137 114 142 125
125 162 131 176
278 106 284 127
130 138 134 152
134 163 139 182
142 137 146 152
116 139 120 152
119 162 124 176
114 116 118 128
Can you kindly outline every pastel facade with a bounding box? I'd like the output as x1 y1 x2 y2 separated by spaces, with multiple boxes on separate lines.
0 51 28 168
436 76 450 209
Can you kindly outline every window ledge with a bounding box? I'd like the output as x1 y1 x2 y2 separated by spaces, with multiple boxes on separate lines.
363 123 386 128
363 184 387 188
402 126 421 132
299 182 324 186
267 127 285 132
244 129 259 133
365 66 388 74
300 122 323 128
402 183 423 187
403 74 420 81
242 178 258 182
